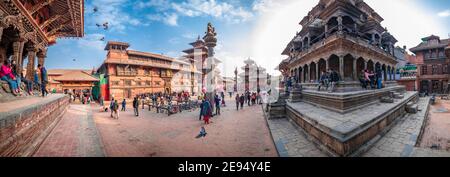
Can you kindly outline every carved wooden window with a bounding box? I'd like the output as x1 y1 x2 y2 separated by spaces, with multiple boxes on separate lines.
443 65 448 74
155 81 161 86
421 65 428 75
424 52 428 59
438 49 445 58
146 81 151 86
432 65 438 75
431 50 437 58
125 80 132 86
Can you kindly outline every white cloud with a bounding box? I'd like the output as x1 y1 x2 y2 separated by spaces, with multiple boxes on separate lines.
136 0 170 10
145 0 254 26
88 0 142 32
147 13 178 26
438 10 450 17
182 33 198 39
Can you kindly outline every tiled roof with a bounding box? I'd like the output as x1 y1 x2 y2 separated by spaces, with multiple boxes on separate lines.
410 38 450 52
48 69 98 82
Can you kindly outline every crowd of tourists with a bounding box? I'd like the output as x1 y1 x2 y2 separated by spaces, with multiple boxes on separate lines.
285 67 389 93
234 91 263 111
0 60 49 97
358 68 386 90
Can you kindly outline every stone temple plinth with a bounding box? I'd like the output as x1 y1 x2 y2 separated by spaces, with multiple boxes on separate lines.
284 83 419 156
275 0 416 156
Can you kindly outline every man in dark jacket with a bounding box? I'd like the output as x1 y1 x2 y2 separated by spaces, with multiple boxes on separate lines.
317 71 329 91
328 69 340 93
214 94 221 115
239 94 245 109
38 64 48 97
133 97 139 117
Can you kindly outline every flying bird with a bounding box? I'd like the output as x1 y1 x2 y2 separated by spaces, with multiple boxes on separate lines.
93 7 98 13
102 22 109 30
99 37 105 41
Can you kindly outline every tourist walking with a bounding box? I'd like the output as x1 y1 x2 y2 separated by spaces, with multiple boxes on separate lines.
202 98 212 125
113 100 119 119
0 60 19 96
133 97 139 117
38 64 48 97
121 99 126 111
239 94 245 109
235 94 240 110
214 94 221 116
110 98 115 118
247 92 251 106
199 99 205 120
99 96 104 106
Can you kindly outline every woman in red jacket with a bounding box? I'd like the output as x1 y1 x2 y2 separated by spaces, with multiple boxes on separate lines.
0 60 19 95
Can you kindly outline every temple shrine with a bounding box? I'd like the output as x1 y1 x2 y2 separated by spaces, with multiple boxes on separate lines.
275 0 419 156
0 0 83 81
0 0 84 156
182 23 222 99
238 58 268 93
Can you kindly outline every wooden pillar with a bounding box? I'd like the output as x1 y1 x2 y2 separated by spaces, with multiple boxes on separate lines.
392 67 396 80
339 56 344 80
307 65 310 83
316 63 319 82
26 47 37 80
300 67 304 83
364 60 367 70
353 59 357 81
325 24 328 38
326 59 329 71
37 49 47 66
0 47 6 64
0 26 4 43
13 39 25 75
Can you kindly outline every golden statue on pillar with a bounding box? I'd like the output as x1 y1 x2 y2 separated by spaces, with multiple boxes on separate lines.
206 22 216 36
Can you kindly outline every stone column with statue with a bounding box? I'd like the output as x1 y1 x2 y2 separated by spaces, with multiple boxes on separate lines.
203 23 218 113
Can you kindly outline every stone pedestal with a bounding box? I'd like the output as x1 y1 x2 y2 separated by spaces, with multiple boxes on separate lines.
406 102 418 114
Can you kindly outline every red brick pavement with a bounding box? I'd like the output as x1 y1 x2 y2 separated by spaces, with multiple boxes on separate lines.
34 104 105 157
419 99 450 151
93 100 278 157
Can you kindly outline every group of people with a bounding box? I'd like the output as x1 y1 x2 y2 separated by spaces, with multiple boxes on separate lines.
108 96 143 119
285 67 387 93
0 60 48 97
317 69 340 92
359 68 384 90
234 91 262 111
69 93 92 104
198 93 226 125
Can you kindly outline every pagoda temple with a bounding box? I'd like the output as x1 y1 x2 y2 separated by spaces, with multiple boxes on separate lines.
274 0 419 157
0 0 84 81
182 23 222 95
238 58 268 93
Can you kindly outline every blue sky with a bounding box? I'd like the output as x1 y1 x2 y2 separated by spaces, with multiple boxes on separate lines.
45 0 450 76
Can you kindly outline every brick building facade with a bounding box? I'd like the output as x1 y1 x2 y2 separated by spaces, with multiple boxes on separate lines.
97 41 201 101
410 35 450 94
